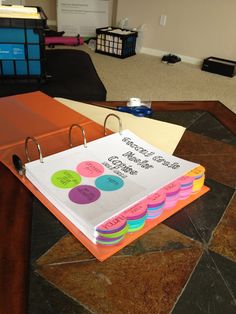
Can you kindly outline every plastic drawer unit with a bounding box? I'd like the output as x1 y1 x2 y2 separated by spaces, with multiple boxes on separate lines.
0 5 47 80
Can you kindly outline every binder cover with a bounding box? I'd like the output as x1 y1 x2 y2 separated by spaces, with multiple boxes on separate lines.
0 91 209 261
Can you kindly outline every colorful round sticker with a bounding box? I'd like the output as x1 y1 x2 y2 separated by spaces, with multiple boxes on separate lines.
96 214 127 234
147 190 166 209
95 175 124 191
51 170 82 189
186 165 205 179
76 161 104 178
163 180 180 196
69 185 101 204
124 201 147 220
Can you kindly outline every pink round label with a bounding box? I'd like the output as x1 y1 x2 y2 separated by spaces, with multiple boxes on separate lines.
164 199 178 209
69 185 101 204
96 214 127 233
163 180 180 196
178 175 194 186
76 161 104 177
179 189 192 199
147 208 164 218
123 201 147 220
147 190 166 208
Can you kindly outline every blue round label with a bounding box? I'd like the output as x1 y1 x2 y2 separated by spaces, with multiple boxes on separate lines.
95 175 124 191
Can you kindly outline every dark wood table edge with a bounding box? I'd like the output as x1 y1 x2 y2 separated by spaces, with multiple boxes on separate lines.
0 100 235 314
89 100 236 135
0 164 33 314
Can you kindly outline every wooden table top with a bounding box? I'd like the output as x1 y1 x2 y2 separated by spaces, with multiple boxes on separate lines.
0 99 235 314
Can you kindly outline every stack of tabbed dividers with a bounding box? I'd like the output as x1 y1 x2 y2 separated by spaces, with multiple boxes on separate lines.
178 176 194 199
124 201 148 232
96 214 128 245
96 165 206 246
186 165 205 194
146 190 166 219
163 180 181 210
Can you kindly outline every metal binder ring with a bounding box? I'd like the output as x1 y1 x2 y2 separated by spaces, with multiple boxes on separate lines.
25 136 44 163
69 124 87 148
104 114 123 136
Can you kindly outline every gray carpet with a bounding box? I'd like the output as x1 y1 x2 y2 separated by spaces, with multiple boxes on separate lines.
75 45 236 114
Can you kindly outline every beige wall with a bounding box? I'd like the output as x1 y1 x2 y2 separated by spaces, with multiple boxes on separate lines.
25 0 57 21
25 0 114 26
116 0 236 61
23 0 236 61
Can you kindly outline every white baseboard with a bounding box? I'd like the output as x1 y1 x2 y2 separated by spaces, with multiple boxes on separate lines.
140 47 202 65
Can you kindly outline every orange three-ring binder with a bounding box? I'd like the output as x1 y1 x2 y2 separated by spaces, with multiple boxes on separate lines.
0 91 209 261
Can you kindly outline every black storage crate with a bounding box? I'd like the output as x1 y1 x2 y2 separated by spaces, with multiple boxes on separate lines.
202 56 236 77
96 27 138 59
0 6 47 80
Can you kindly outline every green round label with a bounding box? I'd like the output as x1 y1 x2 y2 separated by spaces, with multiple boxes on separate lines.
51 170 82 189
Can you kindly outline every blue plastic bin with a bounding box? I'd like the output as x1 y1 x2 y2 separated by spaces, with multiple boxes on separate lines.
0 6 47 79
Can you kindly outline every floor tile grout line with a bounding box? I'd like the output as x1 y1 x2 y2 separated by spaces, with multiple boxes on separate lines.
208 252 236 305
37 257 97 267
170 206 236 312
36 246 201 268
186 111 207 130
187 111 236 140
170 251 204 313
208 190 236 249
187 208 236 304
